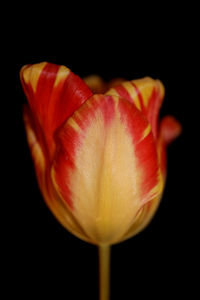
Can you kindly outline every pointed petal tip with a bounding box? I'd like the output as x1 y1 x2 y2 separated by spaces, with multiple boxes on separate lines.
20 62 48 92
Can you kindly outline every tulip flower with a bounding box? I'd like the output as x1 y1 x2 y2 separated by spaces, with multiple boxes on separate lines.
20 62 181 300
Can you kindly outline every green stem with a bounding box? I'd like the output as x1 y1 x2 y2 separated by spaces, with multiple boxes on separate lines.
99 245 111 300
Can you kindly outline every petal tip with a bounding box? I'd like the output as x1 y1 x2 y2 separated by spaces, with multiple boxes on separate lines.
160 115 182 145
20 62 48 91
156 79 165 99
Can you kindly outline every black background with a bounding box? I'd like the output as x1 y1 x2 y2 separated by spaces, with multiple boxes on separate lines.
4 7 196 300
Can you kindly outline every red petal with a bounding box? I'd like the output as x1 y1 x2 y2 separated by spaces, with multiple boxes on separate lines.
20 62 92 158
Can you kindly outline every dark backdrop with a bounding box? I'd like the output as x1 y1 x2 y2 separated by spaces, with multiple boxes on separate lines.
5 10 195 300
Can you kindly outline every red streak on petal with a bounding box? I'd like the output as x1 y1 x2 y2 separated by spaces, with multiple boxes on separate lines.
146 87 160 139
35 64 60 118
54 125 79 208
114 85 134 104
135 133 159 199
118 99 147 143
118 99 159 201
57 72 93 123
101 95 115 125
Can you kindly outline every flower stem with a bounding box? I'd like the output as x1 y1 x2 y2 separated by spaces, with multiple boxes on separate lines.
99 244 111 300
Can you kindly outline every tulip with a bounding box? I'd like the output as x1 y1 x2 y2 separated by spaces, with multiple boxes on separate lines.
20 62 181 300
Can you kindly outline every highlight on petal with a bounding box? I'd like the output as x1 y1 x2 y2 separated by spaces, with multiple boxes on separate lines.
106 77 165 139
52 94 164 245
20 62 93 158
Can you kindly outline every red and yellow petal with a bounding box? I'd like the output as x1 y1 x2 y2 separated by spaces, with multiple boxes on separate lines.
23 105 46 185
20 62 92 159
106 77 165 139
23 105 92 243
52 94 164 245
121 117 182 241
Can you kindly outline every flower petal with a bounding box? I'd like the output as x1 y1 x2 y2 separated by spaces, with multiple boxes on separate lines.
122 116 182 240
20 62 92 158
83 75 107 93
157 116 182 178
23 105 46 183
106 77 165 139
121 194 162 242
23 106 92 243
159 115 182 146
52 94 163 244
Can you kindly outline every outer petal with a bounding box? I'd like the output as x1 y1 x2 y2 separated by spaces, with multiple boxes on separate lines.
52 94 164 245
23 106 92 243
157 116 182 178
106 77 165 139
121 116 182 241
23 105 46 187
20 62 92 158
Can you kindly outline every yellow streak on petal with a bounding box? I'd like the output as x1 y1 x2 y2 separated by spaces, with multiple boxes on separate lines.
106 78 165 113
54 65 70 87
105 87 118 97
140 124 151 142
121 81 141 110
23 62 47 92
147 167 164 202
23 111 45 178
105 82 142 111
67 113 81 132
132 77 155 107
